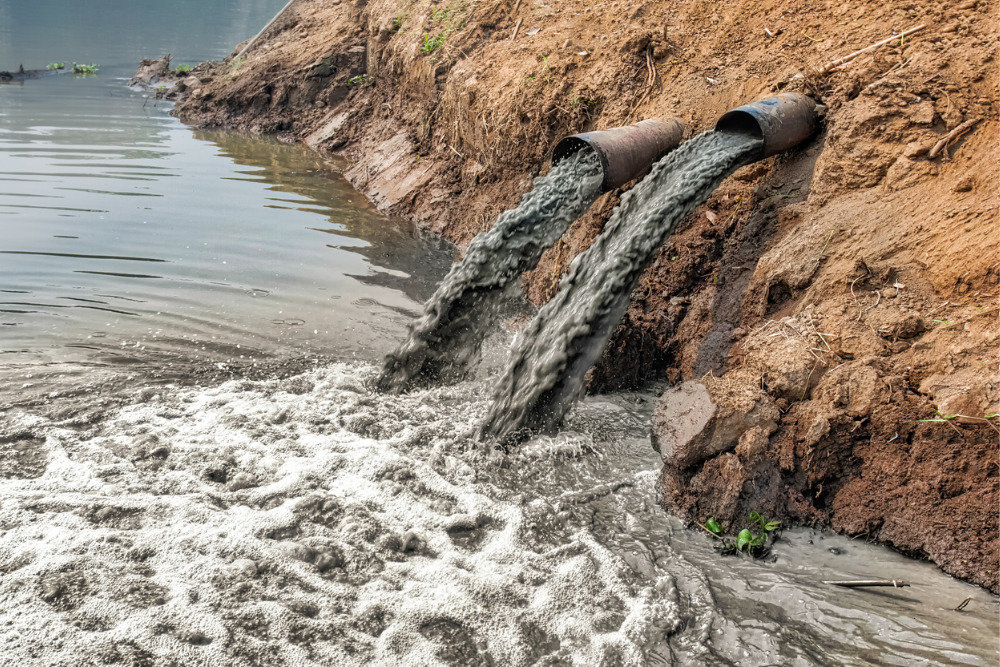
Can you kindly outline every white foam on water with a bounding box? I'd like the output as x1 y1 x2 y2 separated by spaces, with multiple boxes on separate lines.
0 362 677 665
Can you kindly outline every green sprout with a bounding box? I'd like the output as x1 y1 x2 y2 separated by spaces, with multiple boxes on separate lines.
704 511 781 557
422 32 446 54
174 64 192 73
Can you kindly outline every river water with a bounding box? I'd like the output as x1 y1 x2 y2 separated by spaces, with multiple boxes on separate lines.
0 0 452 410
1 1 997 665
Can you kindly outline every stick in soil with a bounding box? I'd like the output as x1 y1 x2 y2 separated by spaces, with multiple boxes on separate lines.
511 18 523 40
928 118 981 159
816 24 925 75
823 579 910 588
237 0 297 60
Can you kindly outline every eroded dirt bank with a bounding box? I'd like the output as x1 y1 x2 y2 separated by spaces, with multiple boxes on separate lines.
143 0 998 590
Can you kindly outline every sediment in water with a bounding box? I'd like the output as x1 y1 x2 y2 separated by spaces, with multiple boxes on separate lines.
377 149 603 392
479 132 763 443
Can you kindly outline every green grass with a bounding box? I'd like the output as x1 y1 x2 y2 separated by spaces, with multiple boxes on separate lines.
174 64 192 73
421 32 446 54
418 0 470 56
347 74 369 86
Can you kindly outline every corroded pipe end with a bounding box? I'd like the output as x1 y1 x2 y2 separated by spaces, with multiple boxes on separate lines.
552 118 684 192
715 92 819 158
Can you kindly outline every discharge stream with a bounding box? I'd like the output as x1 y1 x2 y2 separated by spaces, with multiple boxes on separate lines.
479 131 762 443
377 150 604 392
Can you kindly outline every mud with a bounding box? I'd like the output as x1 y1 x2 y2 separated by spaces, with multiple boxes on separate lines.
145 0 997 589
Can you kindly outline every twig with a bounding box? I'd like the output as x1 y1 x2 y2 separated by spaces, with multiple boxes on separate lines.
816 24 925 75
645 46 658 88
697 522 723 540
511 17 523 40
928 118 981 159
954 596 972 611
237 0 296 60
511 0 521 14
823 579 910 588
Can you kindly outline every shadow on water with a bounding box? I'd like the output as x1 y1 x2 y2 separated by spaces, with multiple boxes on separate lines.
197 130 453 304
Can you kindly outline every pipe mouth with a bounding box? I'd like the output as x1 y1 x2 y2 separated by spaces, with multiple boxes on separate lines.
715 93 819 158
552 136 610 185
715 110 764 140
552 118 684 192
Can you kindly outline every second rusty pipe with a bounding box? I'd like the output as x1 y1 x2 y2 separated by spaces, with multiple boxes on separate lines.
715 92 819 158
552 118 685 192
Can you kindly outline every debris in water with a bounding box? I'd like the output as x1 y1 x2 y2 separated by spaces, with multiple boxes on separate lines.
823 580 911 588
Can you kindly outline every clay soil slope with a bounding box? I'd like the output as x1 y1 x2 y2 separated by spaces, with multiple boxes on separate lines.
149 0 999 590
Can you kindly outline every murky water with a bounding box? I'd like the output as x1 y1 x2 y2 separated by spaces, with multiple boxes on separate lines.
2 364 996 665
0 2 997 665
0 0 451 409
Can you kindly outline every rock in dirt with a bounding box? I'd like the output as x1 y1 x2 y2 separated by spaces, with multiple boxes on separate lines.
129 55 172 88
652 378 779 470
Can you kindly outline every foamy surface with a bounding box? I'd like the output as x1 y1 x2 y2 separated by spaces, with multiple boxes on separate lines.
1 363 997 665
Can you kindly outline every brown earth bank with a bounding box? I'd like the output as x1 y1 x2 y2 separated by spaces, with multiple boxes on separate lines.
135 0 999 590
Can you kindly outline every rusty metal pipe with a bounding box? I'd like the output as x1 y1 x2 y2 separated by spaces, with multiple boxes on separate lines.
552 118 685 192
715 92 819 158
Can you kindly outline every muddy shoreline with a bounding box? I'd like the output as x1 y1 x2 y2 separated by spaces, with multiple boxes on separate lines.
137 0 998 590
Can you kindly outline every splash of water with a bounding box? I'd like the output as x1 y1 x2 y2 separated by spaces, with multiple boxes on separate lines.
377 150 603 393
3 363 995 665
478 132 763 443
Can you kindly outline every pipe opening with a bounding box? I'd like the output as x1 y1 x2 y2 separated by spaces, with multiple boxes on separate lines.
551 136 593 165
713 93 819 158
552 137 609 190
715 110 764 140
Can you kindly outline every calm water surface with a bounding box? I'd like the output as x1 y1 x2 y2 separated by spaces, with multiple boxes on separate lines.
0 0 451 406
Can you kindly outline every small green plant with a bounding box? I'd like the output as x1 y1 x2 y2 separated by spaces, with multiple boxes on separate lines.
704 512 781 557
421 32 446 54
174 64 192 73
72 63 99 75
539 55 552 83
910 410 1000 434
347 74 369 86
47 62 65 70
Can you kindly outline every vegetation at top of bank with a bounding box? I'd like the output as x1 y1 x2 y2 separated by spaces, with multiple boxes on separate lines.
421 32 446 54
412 0 471 57
704 512 781 557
